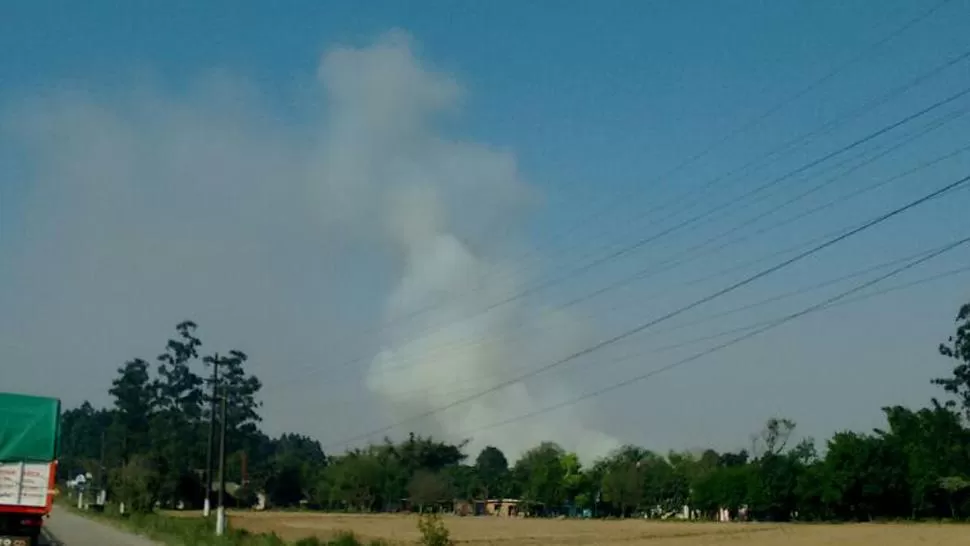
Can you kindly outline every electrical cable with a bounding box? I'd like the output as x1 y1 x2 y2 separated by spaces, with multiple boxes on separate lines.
490 0 958 279
317 244 970 405
523 46 970 283
320 85 970 377
436 234 970 444
320 173 970 448
277 7 965 383
360 132 970 384
263 129 970 394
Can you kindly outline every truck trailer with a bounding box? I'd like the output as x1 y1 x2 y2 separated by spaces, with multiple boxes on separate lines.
0 392 60 546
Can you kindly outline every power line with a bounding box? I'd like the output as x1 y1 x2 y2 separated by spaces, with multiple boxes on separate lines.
321 173 970 448
397 44 970 352
361 133 970 385
526 46 970 282
683 143 970 288
312 86 970 380
345 103 970 381
421 45 970 328
435 261 970 406
264 127 970 395
439 234 970 442
272 7 964 385
836 263 970 307
540 108 970 311
323 245 970 405
313 219 874 395
667 105 969 244
495 0 957 278
608 263 970 366
301 39 970 413
445 85 970 317
329 218 941 395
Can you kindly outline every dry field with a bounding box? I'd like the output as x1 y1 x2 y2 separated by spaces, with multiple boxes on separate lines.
222 510 968 545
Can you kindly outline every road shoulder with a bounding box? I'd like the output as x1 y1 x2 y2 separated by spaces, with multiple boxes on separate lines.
42 507 161 546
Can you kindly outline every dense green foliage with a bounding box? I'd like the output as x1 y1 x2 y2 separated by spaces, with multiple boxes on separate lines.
61 302 970 522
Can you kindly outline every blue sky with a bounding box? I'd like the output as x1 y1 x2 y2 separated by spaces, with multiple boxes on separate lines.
2 0 969 460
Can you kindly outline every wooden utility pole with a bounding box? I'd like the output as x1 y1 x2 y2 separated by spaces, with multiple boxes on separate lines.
204 353 220 517
215 385 228 536
241 451 248 486
98 430 106 505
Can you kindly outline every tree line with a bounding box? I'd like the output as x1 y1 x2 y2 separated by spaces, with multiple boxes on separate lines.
59 301 970 521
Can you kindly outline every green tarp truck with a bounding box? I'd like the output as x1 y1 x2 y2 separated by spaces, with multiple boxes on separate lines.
0 392 61 546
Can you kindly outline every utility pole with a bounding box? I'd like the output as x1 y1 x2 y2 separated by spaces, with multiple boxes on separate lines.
98 430 106 506
241 451 248 487
215 385 228 536
118 433 128 515
203 353 220 517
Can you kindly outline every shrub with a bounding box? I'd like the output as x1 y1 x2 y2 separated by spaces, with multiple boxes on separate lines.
328 532 361 546
109 455 162 514
416 513 453 546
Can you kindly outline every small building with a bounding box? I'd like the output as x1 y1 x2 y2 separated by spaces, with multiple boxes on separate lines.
479 498 523 517
453 499 474 516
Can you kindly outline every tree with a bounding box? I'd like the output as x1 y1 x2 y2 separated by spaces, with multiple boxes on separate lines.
691 464 752 519
264 463 305 508
324 450 383 511
820 431 905 520
474 446 508 499
513 442 567 512
935 302 970 417
601 461 642 517
58 402 114 481
372 442 409 512
110 454 162 513
264 434 327 507
718 450 749 468
53 301 970 523
753 417 796 457
234 430 276 497
151 321 205 506
560 452 587 508
205 349 263 454
408 470 452 512
395 433 467 474
879 403 970 518
746 419 804 521
443 464 478 501
109 358 154 462
154 320 204 419
201 346 265 510
939 476 970 518
641 455 688 517
597 445 653 517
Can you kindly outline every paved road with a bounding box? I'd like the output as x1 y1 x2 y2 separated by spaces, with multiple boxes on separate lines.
39 508 159 546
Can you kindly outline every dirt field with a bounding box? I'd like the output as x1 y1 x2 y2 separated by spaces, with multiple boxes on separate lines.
222 511 969 545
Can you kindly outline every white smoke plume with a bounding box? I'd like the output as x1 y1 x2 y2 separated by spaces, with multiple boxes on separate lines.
1 30 618 462
331 33 619 461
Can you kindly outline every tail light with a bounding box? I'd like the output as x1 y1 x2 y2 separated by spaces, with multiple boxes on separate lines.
20 518 42 527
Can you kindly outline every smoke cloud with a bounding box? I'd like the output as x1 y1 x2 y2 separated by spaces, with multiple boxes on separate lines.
0 30 617 461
